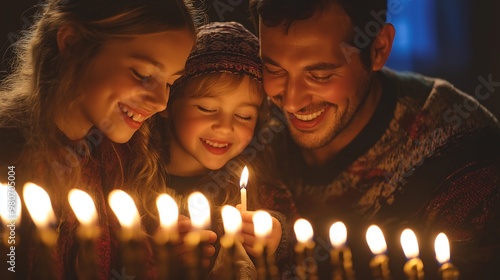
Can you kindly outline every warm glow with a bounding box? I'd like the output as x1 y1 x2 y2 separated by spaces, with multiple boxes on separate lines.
187 192 211 230
253 210 272 238
329 221 347 248
366 225 387 255
68 189 97 226
221 205 242 235
0 183 21 223
240 166 249 189
294 218 314 243
23 183 56 227
434 232 451 264
156 194 178 229
108 190 140 228
400 228 419 259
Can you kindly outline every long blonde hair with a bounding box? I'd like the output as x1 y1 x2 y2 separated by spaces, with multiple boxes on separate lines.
0 0 200 218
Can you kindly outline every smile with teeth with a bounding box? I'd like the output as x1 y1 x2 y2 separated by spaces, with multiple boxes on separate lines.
202 138 229 148
119 104 146 122
293 109 326 121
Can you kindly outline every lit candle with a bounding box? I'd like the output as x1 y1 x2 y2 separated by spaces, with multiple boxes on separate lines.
0 184 22 245
155 194 179 244
329 221 355 280
400 229 424 280
221 205 242 279
23 182 57 280
366 225 391 280
240 166 249 212
221 205 242 247
1 184 21 280
294 218 318 280
187 192 211 280
155 194 179 280
434 232 459 280
109 190 146 279
253 210 278 280
68 189 99 280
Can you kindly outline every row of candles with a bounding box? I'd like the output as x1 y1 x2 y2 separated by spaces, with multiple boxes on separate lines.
1 166 459 279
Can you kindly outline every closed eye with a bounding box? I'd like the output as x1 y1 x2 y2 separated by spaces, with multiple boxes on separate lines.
235 114 252 121
131 69 153 83
264 64 286 76
196 105 216 113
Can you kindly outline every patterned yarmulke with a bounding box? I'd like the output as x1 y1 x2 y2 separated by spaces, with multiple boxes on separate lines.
173 21 261 88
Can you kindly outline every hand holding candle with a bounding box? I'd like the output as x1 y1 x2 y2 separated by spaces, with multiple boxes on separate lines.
400 229 424 280
435 233 459 280
366 225 391 280
329 221 355 280
240 166 248 212
68 189 99 280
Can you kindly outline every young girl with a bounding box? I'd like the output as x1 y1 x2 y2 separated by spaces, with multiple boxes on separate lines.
155 21 297 278
0 0 199 279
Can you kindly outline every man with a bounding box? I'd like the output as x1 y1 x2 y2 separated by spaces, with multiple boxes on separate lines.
250 0 500 279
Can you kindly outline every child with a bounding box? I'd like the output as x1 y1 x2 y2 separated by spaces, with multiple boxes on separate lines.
155 21 297 278
0 0 198 279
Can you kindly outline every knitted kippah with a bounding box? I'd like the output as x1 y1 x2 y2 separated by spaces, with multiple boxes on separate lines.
174 21 262 88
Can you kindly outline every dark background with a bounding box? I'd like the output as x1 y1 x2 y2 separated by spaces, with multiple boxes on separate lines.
1 0 499 117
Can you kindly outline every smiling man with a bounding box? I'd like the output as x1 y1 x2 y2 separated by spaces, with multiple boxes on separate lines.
250 0 500 279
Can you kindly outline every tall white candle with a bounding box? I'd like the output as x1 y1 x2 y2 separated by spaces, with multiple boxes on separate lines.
240 166 249 212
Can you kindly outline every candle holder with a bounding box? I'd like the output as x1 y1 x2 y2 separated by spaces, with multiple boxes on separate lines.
329 221 355 280
330 246 355 280
403 257 424 280
369 254 391 280
75 227 100 280
438 262 459 280
32 227 58 280
118 231 148 280
185 230 210 280
295 240 318 280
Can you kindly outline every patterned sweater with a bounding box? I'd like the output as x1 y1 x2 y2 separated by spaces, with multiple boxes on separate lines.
270 69 500 280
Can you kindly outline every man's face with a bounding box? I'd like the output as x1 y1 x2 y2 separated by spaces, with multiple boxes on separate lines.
259 4 374 149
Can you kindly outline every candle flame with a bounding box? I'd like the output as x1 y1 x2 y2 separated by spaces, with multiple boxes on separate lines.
0 183 22 223
68 189 97 226
240 166 249 189
366 224 387 255
156 194 178 229
400 228 419 259
221 205 242 235
329 221 347 248
187 192 211 229
23 183 56 228
434 232 450 264
252 210 272 238
108 190 140 228
294 218 314 243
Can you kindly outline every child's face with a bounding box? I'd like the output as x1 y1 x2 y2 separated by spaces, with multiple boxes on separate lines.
71 29 194 142
170 76 263 173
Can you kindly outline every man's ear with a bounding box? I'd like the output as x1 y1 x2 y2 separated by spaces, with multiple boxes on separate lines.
370 23 395 71
57 24 78 54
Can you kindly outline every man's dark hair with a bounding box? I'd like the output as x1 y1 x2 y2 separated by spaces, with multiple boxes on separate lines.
249 0 388 67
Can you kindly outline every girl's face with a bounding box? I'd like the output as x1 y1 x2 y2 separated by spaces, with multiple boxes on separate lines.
169 76 263 175
65 29 194 142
